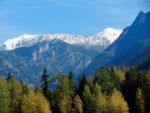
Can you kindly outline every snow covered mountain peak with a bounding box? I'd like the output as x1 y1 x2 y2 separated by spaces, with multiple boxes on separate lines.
0 28 122 51
96 28 122 42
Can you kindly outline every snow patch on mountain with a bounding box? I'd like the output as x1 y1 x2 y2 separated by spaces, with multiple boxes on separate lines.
0 28 122 51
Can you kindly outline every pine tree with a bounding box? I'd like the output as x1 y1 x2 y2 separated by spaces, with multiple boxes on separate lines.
82 84 93 113
93 83 106 113
94 67 114 94
20 80 29 95
0 77 10 113
8 79 23 113
41 68 49 97
110 67 122 90
53 75 72 113
78 73 87 97
68 71 76 98
6 72 13 82
142 69 150 113
122 67 139 113
135 88 145 113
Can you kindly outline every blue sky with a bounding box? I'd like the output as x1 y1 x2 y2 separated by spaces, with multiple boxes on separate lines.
0 0 150 43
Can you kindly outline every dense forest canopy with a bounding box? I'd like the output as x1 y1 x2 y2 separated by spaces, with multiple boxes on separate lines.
0 67 150 113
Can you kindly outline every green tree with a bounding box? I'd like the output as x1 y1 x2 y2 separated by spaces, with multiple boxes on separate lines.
111 68 124 90
0 77 10 113
122 67 139 113
82 84 93 113
41 68 49 97
53 75 72 113
78 73 87 97
142 69 150 113
20 80 29 95
6 72 13 82
68 71 76 98
135 88 145 113
92 83 106 113
94 67 114 94
8 79 23 113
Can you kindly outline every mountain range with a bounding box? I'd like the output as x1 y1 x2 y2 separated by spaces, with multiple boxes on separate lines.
0 11 149 86
0 28 122 85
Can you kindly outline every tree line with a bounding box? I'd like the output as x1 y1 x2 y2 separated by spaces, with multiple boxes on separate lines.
0 67 150 113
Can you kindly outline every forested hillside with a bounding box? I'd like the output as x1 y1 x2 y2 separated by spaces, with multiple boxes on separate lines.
0 67 150 113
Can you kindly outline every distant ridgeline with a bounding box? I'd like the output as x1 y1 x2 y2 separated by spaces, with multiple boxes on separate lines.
85 11 150 75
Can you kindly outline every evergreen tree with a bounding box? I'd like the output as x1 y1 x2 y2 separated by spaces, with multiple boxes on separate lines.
0 77 10 113
122 67 139 113
8 79 23 113
6 72 13 82
92 83 106 113
53 75 72 113
78 73 87 97
142 69 150 113
82 84 93 113
135 88 145 113
41 68 49 97
94 67 114 94
68 71 76 98
20 80 29 95
110 67 122 90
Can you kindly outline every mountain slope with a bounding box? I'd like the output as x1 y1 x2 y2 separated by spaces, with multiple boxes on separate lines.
85 11 150 75
0 28 122 85
0 40 96 85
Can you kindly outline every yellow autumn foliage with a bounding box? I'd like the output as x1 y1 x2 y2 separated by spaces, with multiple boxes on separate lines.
107 89 129 113
22 91 52 113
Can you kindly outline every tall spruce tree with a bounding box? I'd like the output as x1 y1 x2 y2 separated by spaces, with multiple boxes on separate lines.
122 67 139 113
6 72 13 82
41 68 49 97
8 79 23 113
53 75 72 113
135 88 145 113
68 71 76 98
78 73 87 97
142 69 150 113
0 77 10 113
